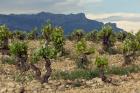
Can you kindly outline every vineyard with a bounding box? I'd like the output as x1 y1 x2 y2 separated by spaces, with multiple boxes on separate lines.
0 23 140 93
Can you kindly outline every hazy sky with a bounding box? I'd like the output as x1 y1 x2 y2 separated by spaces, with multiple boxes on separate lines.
0 0 140 32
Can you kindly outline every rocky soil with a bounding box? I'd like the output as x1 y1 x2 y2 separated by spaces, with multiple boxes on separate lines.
1 62 140 93
1 40 140 93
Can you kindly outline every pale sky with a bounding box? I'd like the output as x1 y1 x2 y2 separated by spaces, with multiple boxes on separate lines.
0 0 140 32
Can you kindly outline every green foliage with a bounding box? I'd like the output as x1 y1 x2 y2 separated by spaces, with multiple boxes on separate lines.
9 41 28 56
13 31 27 40
95 56 108 67
51 27 64 53
85 47 95 54
123 38 140 54
98 25 116 46
136 30 140 43
31 46 57 64
27 28 38 40
52 65 140 80
115 31 127 41
52 69 99 80
42 21 53 40
85 30 98 42
71 29 85 41
0 25 9 43
125 32 135 40
107 65 140 75
76 39 87 54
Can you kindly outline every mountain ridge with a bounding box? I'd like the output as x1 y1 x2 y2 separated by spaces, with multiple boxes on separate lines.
0 12 123 34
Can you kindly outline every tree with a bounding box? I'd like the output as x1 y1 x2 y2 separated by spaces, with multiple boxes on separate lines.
98 25 116 52
9 41 29 71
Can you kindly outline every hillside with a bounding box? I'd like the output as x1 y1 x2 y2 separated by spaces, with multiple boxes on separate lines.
0 12 123 34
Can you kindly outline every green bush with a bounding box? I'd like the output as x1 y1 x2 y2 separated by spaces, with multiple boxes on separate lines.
31 45 57 64
85 47 96 55
0 25 9 42
85 30 98 42
136 30 140 43
98 25 116 52
41 21 53 41
76 39 87 54
9 41 28 56
122 38 140 65
51 27 64 54
27 28 38 40
95 56 108 67
71 29 85 41
13 31 27 40
123 38 140 53
0 25 10 51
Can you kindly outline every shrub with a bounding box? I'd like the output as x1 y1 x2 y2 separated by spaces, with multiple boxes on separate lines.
85 30 98 42
122 38 140 65
0 25 10 55
51 27 65 56
9 41 29 71
31 46 57 64
95 56 109 82
136 30 140 43
115 31 127 42
27 28 38 40
95 56 108 67
75 39 90 69
76 39 87 54
41 21 53 44
13 31 27 40
71 29 85 41
98 25 116 52
85 47 96 55
10 41 27 56
30 45 57 83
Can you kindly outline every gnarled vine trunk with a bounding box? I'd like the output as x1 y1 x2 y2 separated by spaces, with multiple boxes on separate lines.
103 36 110 52
123 52 136 65
41 57 52 83
77 53 89 69
15 54 29 72
30 63 41 80
0 38 10 63
99 66 107 81
30 57 52 83
98 66 112 83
